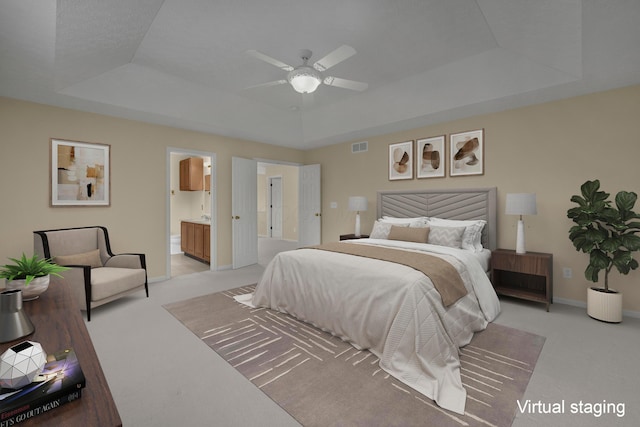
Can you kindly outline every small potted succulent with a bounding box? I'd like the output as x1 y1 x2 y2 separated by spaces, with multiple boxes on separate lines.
567 180 640 322
0 254 69 301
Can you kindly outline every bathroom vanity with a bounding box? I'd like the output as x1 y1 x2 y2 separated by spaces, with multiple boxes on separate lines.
181 220 210 263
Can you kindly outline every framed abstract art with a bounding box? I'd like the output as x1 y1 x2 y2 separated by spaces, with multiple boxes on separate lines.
50 138 111 206
449 129 484 177
416 136 445 179
388 141 413 180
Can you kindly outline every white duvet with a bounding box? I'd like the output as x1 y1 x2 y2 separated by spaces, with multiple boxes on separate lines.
251 238 500 414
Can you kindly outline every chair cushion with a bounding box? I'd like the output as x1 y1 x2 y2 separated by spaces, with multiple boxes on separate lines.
90 267 146 301
55 249 103 268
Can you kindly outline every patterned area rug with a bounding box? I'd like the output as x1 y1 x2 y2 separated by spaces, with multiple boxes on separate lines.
164 285 545 427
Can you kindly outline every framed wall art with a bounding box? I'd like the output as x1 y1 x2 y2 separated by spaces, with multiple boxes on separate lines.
50 138 111 206
416 136 445 179
449 129 484 177
388 141 413 180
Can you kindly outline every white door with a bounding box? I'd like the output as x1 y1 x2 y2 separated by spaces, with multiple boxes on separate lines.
298 164 321 246
269 177 283 239
232 157 258 268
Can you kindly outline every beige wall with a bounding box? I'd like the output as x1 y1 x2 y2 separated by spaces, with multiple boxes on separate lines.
307 84 640 312
3 85 640 310
0 97 305 278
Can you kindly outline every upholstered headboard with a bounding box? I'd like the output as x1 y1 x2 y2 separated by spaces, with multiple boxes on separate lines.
376 187 497 250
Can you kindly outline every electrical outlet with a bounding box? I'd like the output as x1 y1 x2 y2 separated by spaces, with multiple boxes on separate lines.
563 267 572 279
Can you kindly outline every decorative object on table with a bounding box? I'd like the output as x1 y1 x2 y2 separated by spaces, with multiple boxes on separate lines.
449 129 484 176
50 138 111 206
567 179 640 323
0 341 46 389
505 193 538 254
416 136 445 179
388 141 413 180
0 290 35 343
348 196 368 238
0 254 69 301
0 348 86 424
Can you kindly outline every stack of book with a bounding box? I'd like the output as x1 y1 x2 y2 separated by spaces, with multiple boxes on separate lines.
0 348 86 425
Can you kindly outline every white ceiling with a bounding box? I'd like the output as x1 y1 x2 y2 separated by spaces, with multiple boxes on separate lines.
1 0 639 150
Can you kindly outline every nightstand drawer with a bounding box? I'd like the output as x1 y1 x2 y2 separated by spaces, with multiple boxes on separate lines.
491 249 551 276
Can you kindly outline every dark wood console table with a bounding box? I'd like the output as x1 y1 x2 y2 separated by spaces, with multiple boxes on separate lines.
0 282 122 426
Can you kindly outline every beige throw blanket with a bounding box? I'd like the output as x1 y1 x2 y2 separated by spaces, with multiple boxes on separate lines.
309 242 467 306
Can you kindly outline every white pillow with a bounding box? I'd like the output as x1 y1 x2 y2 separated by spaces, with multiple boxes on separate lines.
428 225 465 248
427 218 486 251
381 216 429 228
370 221 409 239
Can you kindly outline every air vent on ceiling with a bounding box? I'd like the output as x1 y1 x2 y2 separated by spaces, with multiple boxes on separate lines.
351 141 368 153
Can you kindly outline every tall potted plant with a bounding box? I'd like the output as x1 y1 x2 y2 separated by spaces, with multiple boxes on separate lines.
0 254 69 301
567 180 640 322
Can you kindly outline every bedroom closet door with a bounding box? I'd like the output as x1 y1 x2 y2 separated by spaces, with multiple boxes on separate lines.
299 164 321 246
232 157 258 269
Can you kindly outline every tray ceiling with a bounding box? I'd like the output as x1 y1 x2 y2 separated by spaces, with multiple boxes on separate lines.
1 0 639 149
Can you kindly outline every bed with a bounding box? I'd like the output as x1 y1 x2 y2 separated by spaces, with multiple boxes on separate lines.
251 188 500 415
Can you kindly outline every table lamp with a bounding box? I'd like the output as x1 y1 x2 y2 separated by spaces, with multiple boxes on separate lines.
505 193 537 254
348 196 368 237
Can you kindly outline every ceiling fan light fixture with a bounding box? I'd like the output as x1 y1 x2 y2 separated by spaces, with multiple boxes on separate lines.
287 66 322 94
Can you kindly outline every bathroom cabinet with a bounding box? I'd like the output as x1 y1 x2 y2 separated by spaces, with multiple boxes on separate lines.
180 157 203 191
181 221 210 263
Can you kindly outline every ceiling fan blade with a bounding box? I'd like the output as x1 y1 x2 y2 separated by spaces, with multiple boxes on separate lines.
313 45 356 72
244 80 287 90
246 50 294 71
323 76 368 91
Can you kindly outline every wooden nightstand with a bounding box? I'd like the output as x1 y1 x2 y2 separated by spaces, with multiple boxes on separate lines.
490 249 553 311
340 234 369 240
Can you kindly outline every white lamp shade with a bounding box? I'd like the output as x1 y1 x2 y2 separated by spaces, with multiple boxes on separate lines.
288 66 322 93
348 196 368 212
505 193 537 216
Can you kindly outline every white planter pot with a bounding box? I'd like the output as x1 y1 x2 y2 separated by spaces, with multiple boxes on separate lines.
587 287 622 323
5 275 50 301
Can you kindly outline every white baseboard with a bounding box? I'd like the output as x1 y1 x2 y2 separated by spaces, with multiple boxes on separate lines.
258 236 298 242
554 297 640 319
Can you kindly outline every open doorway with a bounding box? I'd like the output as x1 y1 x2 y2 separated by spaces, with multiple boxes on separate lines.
257 162 300 265
231 160 320 269
167 148 217 278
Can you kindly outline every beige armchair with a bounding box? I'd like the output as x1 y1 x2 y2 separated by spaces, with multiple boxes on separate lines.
33 226 148 321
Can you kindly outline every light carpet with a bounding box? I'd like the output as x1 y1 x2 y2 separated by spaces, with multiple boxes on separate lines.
164 285 545 427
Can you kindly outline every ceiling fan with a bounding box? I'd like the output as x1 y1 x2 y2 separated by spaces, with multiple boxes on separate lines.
245 45 368 94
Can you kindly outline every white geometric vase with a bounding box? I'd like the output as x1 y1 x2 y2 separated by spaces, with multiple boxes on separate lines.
0 341 46 389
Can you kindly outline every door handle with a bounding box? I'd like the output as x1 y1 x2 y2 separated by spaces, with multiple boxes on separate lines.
234 216 240 219
315 213 321 217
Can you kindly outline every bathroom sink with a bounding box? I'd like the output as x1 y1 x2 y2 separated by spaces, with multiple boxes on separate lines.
183 218 210 224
